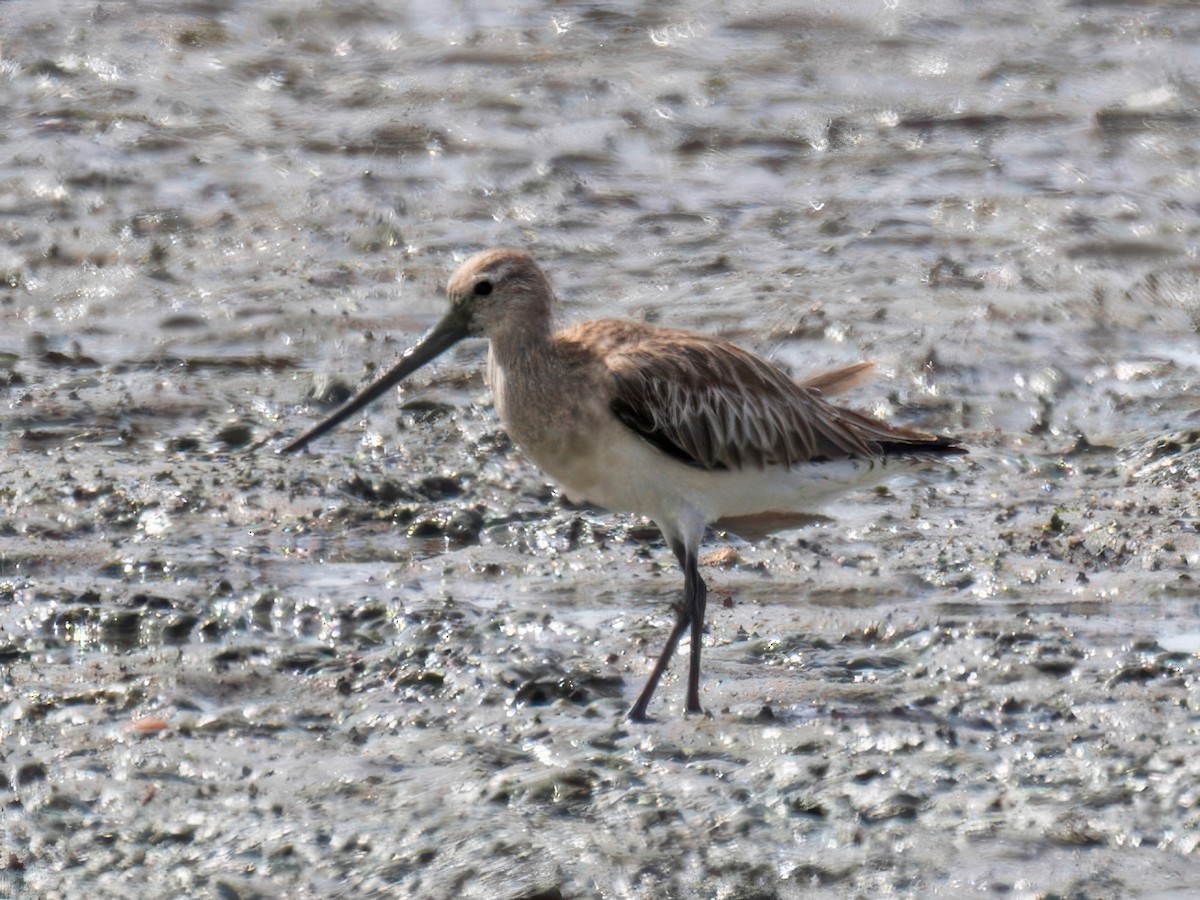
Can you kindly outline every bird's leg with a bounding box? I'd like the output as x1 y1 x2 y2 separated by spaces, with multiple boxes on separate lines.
628 599 690 722
683 547 707 715
628 536 706 722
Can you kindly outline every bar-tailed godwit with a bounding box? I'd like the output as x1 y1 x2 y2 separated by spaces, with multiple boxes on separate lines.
282 249 964 720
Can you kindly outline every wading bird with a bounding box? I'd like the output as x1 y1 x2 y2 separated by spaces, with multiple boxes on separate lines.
281 249 964 720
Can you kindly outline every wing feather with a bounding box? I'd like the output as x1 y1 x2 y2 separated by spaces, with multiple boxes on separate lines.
601 327 959 471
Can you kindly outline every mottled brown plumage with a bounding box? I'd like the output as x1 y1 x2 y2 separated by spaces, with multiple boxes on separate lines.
587 321 956 470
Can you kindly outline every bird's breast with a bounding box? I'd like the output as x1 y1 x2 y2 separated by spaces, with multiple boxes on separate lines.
486 348 612 497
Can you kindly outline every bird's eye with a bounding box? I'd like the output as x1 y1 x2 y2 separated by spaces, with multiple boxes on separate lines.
473 280 493 297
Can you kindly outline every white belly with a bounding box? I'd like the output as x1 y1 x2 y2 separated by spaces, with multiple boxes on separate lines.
522 413 881 532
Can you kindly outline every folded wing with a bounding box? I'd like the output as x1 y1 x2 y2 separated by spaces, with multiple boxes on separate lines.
604 331 960 470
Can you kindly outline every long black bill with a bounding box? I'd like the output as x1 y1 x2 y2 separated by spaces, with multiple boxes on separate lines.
279 311 469 454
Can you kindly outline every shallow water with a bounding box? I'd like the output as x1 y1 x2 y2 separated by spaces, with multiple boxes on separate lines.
3 1 1200 897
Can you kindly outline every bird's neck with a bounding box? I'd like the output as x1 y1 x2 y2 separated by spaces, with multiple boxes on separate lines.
485 314 563 433
488 314 557 378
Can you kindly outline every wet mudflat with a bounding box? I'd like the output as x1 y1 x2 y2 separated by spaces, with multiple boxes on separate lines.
3 1 1200 897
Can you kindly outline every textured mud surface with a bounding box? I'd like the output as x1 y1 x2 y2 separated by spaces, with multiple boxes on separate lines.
3 1 1200 898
